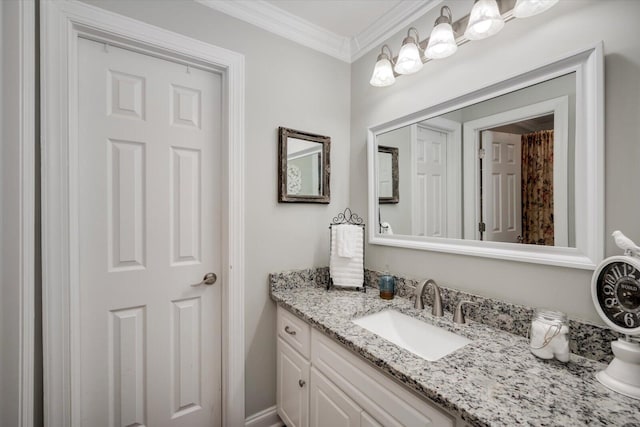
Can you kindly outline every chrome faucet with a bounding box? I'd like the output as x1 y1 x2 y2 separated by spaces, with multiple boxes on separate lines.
413 279 443 317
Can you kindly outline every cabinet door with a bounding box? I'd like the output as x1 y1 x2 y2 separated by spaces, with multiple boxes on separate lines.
361 412 383 427
310 368 361 427
278 337 310 427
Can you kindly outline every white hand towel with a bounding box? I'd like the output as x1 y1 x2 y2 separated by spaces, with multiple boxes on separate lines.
330 225 364 288
336 224 356 258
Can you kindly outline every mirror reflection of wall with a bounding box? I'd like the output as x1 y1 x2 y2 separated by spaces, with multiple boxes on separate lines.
375 72 575 247
287 137 323 196
378 151 393 198
378 129 411 235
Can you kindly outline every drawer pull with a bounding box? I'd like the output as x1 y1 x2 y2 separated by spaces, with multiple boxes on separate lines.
299 379 306 388
284 326 297 336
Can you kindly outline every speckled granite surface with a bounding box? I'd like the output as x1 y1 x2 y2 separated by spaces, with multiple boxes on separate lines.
270 270 640 427
363 269 620 363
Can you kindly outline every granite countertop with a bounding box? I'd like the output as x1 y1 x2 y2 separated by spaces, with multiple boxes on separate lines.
270 280 640 427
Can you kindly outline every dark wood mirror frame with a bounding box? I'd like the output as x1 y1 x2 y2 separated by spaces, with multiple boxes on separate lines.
278 127 331 203
378 145 399 204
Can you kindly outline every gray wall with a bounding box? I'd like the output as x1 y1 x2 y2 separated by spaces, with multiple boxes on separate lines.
81 0 351 418
351 0 640 324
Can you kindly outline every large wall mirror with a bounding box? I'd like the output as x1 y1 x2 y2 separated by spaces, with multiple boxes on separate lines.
367 44 604 269
279 127 330 203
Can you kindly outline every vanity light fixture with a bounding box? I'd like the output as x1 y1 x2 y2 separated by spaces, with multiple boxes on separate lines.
425 6 457 60
369 0 560 87
464 0 505 40
369 44 396 87
513 0 559 18
394 28 423 75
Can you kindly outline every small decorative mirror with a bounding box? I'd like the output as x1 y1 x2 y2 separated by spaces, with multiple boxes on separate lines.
278 127 330 203
377 145 398 204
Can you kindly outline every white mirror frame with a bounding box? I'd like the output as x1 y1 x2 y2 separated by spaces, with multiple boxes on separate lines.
367 43 604 269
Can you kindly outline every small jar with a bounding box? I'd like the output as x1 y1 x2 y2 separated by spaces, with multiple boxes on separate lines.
378 275 395 300
529 309 570 362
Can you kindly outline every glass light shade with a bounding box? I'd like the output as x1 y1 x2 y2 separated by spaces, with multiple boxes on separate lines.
425 22 458 59
464 0 505 40
513 0 559 18
394 41 423 75
369 57 395 87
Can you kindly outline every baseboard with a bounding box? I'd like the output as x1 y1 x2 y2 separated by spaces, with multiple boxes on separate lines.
245 405 283 427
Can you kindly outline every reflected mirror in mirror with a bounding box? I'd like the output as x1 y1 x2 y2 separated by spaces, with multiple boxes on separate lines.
376 72 575 247
278 127 330 203
378 145 399 204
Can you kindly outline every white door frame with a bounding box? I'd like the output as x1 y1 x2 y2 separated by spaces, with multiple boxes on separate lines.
13 1 37 426
462 96 569 246
41 2 245 426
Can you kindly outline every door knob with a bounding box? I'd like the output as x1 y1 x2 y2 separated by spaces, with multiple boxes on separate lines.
191 272 217 287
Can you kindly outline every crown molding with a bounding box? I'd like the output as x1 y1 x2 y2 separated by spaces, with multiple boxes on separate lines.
351 0 441 62
196 0 352 61
195 0 442 63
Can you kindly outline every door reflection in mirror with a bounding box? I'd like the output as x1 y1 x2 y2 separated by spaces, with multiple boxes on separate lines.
480 125 555 246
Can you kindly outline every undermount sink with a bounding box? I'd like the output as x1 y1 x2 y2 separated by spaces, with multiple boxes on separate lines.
352 309 471 361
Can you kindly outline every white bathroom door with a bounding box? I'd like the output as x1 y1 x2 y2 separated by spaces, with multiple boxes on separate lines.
77 38 222 426
482 131 522 243
412 125 447 237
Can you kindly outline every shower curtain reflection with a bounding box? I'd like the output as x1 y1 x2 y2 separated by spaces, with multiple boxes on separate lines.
521 130 554 245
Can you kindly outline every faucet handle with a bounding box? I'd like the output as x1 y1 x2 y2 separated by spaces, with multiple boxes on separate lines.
453 300 477 324
413 284 425 309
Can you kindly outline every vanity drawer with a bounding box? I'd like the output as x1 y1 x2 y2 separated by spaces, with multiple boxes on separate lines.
278 307 311 359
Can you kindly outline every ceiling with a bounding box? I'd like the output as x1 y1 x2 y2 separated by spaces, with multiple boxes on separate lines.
196 0 441 62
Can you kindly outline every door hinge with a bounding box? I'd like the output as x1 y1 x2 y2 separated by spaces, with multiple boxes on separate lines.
478 148 485 159
478 222 486 233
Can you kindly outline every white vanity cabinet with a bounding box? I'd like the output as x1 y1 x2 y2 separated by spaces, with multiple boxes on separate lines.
277 337 310 427
309 367 361 427
277 308 311 427
276 306 460 427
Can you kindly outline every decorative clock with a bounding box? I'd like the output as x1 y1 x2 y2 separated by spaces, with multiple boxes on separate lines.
591 230 640 399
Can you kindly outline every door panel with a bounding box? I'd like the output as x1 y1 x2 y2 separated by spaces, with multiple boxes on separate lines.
78 37 222 426
360 411 383 427
310 368 360 427
277 338 310 427
413 125 447 237
482 131 522 243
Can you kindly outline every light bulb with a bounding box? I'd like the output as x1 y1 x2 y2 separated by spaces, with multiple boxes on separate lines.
464 0 505 40
394 40 423 75
426 22 457 59
513 0 559 18
369 55 395 87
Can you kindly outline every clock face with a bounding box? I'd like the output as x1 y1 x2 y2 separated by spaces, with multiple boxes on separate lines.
593 258 640 332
